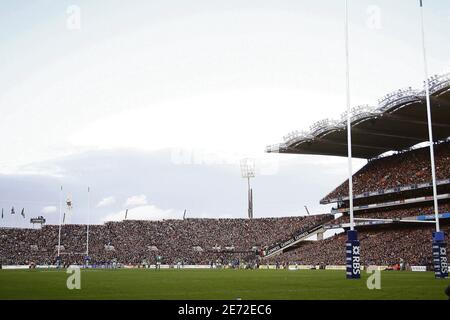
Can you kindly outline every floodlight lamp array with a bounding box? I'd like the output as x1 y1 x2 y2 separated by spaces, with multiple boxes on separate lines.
240 158 256 178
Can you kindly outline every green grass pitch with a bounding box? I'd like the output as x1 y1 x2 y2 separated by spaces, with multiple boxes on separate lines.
0 269 448 300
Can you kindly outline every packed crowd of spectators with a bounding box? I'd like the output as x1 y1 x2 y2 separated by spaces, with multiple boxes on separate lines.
2 204 446 268
0 215 330 266
323 141 450 201
267 225 446 267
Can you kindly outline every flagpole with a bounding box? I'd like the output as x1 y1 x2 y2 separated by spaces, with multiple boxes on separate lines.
10 207 14 227
57 186 63 259
419 0 440 232
345 0 354 231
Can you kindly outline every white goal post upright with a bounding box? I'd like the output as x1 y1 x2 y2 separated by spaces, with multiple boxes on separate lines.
419 0 448 279
344 0 360 280
345 0 354 232
419 0 440 232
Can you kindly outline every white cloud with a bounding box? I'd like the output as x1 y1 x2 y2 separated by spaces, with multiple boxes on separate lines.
96 196 116 208
124 194 147 208
41 206 57 214
68 88 342 160
104 204 177 222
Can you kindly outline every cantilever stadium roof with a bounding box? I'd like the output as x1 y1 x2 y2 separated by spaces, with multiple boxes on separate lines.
266 72 450 159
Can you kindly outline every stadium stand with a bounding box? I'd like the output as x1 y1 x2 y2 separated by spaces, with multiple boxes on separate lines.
268 224 449 268
323 141 450 202
264 143 450 268
259 71 450 272
0 215 329 266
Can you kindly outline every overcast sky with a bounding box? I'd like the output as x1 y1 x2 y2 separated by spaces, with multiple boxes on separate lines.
0 0 449 227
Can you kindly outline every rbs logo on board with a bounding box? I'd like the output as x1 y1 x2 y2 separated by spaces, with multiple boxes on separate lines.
439 247 448 275
441 257 448 274
352 245 361 275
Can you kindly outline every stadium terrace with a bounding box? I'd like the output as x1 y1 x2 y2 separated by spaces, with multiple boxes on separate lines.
262 72 450 277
